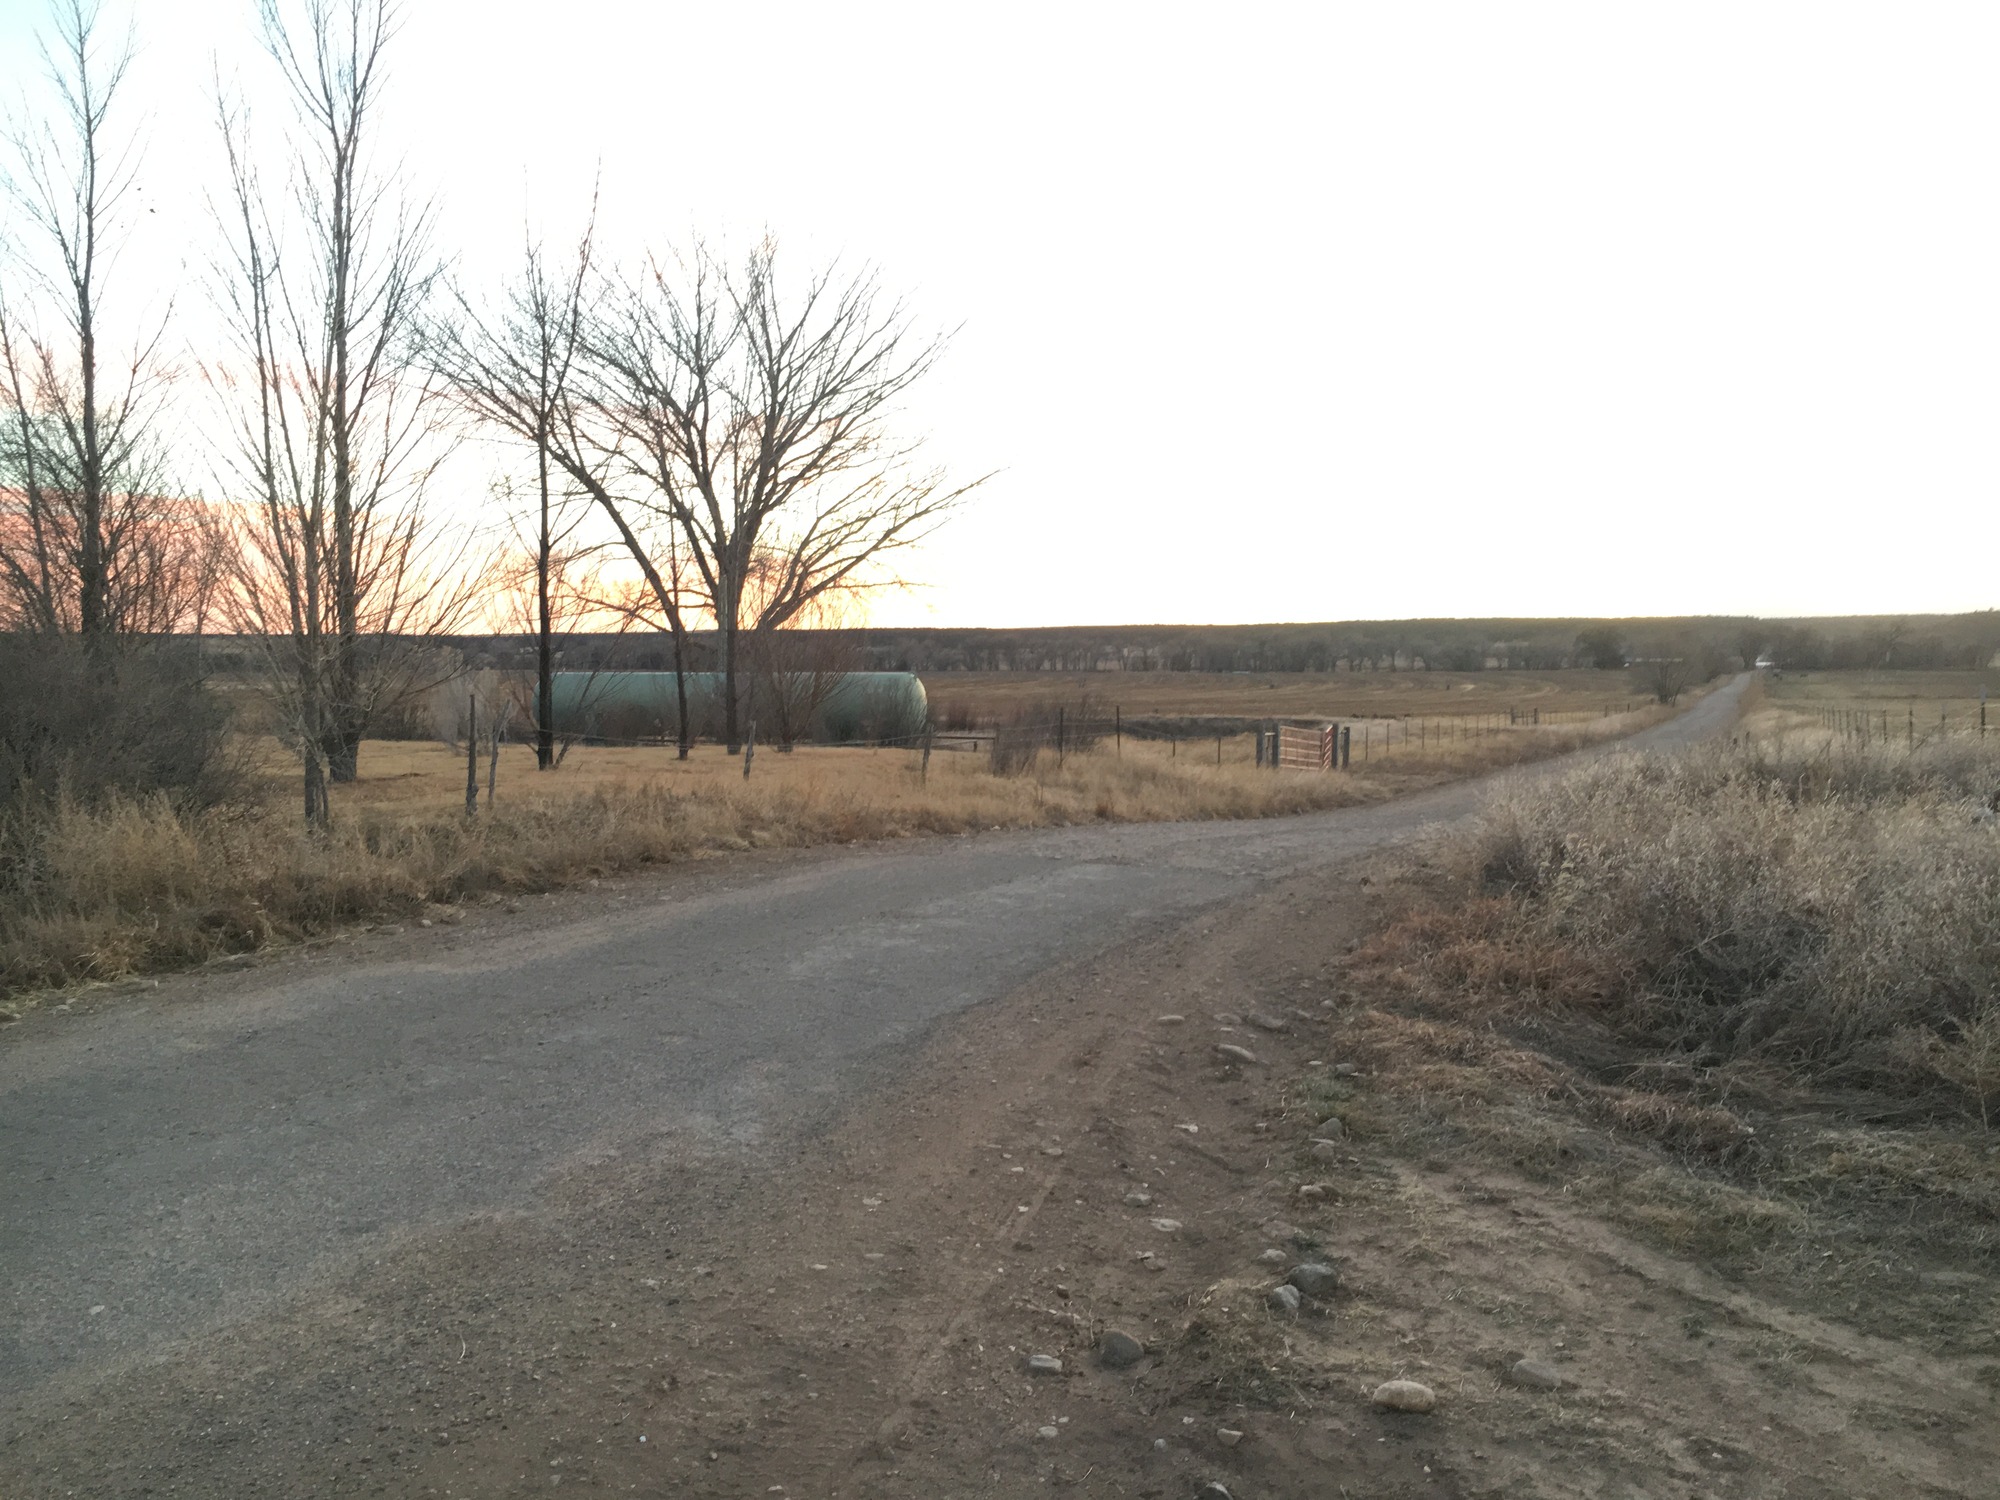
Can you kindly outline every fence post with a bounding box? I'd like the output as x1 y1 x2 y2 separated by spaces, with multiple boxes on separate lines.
1341 725 1351 769
921 725 933 784
464 694 479 815
743 718 756 780
1216 732 1222 766
1115 705 1122 758
1057 706 1066 767
1908 707 1915 749
1256 727 1266 768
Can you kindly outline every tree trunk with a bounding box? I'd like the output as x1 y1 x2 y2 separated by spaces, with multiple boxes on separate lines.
535 433 555 769
719 577 741 754
671 619 691 760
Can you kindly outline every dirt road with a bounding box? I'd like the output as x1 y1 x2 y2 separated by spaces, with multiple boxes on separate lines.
0 679 1803 1497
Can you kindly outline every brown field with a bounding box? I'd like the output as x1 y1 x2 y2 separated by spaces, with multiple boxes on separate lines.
1763 665 1998 711
921 667 1646 722
1755 668 1997 741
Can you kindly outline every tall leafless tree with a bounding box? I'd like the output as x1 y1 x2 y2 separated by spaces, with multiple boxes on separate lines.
433 206 614 766
431 207 708 760
208 0 471 820
0 0 217 647
588 240 982 753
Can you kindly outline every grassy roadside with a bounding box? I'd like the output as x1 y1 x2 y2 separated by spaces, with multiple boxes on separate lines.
0 700 1684 1008
1314 725 2000 1358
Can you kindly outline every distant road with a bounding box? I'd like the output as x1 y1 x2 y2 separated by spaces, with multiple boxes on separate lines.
0 674 1750 1400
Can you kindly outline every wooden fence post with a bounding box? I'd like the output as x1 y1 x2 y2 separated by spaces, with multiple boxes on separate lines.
744 718 757 780
1115 705 1122 758
464 694 479 815
921 725 933 783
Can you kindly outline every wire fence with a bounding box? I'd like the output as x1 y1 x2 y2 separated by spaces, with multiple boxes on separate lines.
478 698 1653 768
1813 703 1992 748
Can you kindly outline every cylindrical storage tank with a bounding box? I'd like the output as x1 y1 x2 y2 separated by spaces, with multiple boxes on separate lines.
550 671 927 745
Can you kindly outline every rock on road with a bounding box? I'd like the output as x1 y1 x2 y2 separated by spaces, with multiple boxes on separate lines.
0 676 1750 1406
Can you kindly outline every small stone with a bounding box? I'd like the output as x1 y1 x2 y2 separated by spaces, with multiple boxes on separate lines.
1217 1427 1244 1447
1124 1191 1154 1208
1267 1284 1302 1314
1037 1425 1059 1440
1247 1011 1288 1032
1371 1379 1436 1413
418 918 433 928
1333 1062 1359 1077
1149 1218 1183 1233
1287 1262 1338 1297
1213 1011 1242 1025
1144 1257 1168 1273
1256 1247 1287 1266
1506 1358 1566 1390
1310 1141 1343 1162
1215 1043 1261 1066
1099 1330 1145 1369
1297 1184 1326 1199
1309 1116 1347 1140
1026 1354 1063 1375
1156 1014 1186 1024
1199 1484 1235 1499
1174 1123 1200 1134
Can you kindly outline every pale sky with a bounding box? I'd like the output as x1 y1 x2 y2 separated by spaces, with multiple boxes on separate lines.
1 1 1993 627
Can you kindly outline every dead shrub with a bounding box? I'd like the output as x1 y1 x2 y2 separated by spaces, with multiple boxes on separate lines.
1452 734 2000 1120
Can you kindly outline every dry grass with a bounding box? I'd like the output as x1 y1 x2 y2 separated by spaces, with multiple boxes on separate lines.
1761 667 2000 740
1321 726 2000 1348
0 699 1676 1005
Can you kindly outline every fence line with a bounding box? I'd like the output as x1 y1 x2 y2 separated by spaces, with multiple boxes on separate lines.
471 700 1651 755
1812 702 1990 746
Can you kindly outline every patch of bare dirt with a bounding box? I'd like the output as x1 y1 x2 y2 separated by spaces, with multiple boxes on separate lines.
7 853 1995 1498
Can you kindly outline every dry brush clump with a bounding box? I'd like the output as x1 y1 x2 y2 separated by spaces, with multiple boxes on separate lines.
1414 732 2000 1121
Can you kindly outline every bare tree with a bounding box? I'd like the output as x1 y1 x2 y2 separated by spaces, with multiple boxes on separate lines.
432 207 609 767
0 0 215 647
589 240 983 752
208 0 472 820
430 207 712 761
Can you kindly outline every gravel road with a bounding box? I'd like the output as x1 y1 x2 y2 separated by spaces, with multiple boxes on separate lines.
0 676 1750 1408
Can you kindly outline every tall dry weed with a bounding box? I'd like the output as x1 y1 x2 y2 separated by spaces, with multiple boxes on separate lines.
1463 733 2000 1117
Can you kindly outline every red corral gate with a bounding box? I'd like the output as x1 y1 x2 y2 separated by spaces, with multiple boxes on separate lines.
1276 723 1337 771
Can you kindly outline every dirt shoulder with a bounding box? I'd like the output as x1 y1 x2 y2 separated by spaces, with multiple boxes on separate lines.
12 834 1989 1498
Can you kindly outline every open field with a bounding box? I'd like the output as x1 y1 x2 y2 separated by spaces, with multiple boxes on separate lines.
1762 667 1998 737
921 667 1647 722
